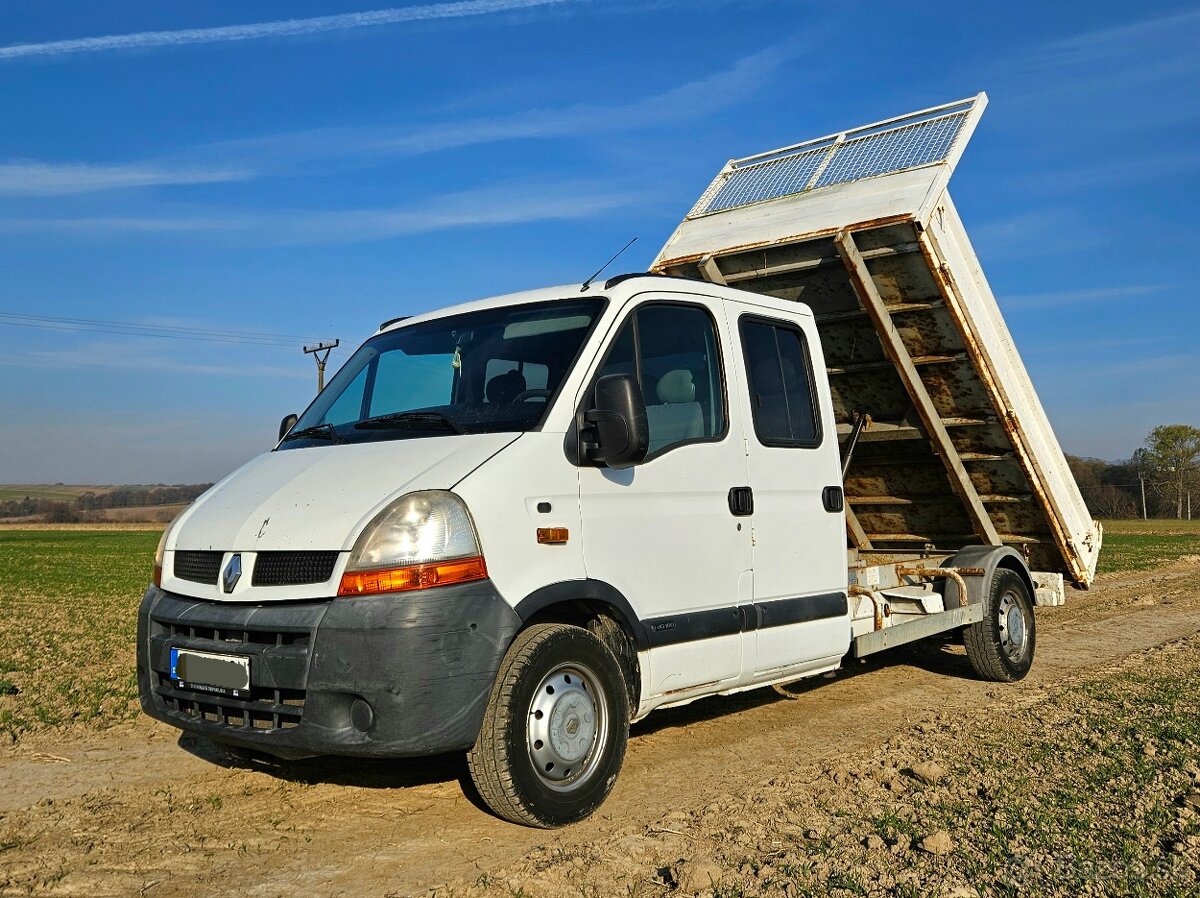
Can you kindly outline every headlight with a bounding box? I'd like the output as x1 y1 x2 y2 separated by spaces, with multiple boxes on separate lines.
153 513 184 587
338 491 487 596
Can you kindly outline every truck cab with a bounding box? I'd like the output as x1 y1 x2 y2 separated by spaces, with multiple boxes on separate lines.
139 277 869 827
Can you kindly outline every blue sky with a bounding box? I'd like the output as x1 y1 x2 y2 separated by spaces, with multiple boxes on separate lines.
1 0 1197 484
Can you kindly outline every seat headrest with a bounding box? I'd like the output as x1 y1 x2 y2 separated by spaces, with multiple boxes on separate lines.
486 369 527 404
657 369 695 404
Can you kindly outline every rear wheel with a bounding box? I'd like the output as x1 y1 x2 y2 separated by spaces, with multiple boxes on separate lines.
964 569 1035 682
467 623 629 827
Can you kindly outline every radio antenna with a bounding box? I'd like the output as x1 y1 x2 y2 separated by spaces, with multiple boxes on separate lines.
581 237 638 292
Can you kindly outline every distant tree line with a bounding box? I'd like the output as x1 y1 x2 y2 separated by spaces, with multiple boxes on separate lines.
1068 424 1200 519
0 484 213 523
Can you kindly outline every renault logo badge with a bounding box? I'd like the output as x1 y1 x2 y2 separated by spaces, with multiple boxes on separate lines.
222 554 242 593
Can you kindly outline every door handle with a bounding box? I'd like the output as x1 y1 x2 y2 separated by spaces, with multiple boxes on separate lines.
822 485 844 513
728 486 754 516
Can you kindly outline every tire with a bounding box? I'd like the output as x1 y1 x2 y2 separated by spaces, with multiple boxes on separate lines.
964 569 1036 682
467 623 629 827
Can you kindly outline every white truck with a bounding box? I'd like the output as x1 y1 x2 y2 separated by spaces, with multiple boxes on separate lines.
137 95 1101 827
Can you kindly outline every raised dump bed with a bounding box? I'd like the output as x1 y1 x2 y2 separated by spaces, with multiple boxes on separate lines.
652 94 1101 589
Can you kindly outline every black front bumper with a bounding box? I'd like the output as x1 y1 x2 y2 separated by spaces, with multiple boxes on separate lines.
136 580 521 759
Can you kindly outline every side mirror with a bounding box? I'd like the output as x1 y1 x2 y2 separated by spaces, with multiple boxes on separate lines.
278 413 298 442
585 374 648 469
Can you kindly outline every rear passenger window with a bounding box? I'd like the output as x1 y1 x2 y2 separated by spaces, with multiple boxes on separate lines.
595 303 726 457
740 319 821 447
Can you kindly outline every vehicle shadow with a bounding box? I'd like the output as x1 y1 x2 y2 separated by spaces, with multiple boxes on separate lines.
177 731 491 812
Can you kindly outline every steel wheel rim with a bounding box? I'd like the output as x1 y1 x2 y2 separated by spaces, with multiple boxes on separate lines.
997 591 1028 662
526 662 608 792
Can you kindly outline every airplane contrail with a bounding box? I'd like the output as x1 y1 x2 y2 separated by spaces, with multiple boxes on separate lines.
0 0 575 60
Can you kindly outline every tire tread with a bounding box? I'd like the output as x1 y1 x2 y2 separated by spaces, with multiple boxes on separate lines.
468 623 627 827
963 569 1034 683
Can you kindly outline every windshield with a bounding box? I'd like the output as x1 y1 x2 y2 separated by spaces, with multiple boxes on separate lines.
280 297 605 448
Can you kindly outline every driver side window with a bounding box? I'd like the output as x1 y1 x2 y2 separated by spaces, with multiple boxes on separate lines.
596 303 726 457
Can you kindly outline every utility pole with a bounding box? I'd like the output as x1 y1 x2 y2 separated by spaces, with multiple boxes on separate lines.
303 340 339 393
1140 473 1148 521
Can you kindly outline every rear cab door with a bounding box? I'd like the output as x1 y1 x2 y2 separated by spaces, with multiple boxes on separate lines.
725 298 850 679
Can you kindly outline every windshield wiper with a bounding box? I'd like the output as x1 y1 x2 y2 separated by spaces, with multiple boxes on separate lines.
353 411 467 434
281 423 342 444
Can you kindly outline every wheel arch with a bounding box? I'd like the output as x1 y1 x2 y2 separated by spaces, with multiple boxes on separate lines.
513 580 646 709
944 545 1036 607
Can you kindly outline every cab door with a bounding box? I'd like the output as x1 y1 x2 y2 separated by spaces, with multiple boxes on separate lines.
577 296 752 699
732 306 849 678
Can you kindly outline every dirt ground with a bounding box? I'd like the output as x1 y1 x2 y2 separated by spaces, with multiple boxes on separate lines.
2 558 1199 897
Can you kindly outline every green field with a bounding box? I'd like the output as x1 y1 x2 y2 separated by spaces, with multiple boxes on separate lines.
0 521 1197 742
0 529 159 739
0 484 104 503
1098 518 1200 574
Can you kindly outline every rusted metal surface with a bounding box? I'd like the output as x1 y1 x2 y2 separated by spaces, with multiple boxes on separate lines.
849 584 885 631
835 229 1002 548
656 212 916 273
895 565 984 609
917 225 1089 585
844 505 874 550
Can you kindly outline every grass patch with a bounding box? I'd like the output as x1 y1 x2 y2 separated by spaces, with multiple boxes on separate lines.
1097 519 1200 574
0 529 159 740
1101 519 1200 537
689 639 1200 898
0 485 104 503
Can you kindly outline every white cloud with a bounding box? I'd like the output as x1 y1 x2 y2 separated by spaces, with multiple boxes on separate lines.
0 160 251 195
0 0 574 61
1010 153 1200 193
0 179 650 245
0 340 310 379
998 284 1168 311
213 40 802 162
1039 8 1200 65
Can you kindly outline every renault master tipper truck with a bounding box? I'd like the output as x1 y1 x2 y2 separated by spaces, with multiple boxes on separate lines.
137 95 1101 827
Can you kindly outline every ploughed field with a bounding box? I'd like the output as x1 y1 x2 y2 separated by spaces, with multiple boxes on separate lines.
0 522 1199 896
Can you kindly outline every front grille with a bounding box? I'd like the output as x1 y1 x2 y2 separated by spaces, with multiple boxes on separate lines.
156 675 304 730
163 621 309 648
174 551 223 584
252 551 340 587
152 618 311 732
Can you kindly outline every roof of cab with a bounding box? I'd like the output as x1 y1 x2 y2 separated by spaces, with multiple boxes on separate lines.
375 272 810 335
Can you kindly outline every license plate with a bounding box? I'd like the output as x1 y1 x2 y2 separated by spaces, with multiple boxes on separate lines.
170 647 250 698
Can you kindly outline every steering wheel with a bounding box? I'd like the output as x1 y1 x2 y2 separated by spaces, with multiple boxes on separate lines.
512 389 552 403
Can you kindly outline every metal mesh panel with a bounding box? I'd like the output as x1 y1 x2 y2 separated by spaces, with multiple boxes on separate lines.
251 551 340 587
687 100 977 219
173 551 222 585
814 115 965 189
702 146 828 215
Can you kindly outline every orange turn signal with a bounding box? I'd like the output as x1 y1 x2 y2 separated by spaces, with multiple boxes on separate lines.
536 527 569 544
337 555 488 596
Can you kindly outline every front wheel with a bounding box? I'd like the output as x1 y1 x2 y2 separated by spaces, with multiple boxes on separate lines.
467 623 629 827
964 569 1036 682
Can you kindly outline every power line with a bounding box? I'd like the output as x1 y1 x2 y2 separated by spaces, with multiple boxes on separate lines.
0 310 327 348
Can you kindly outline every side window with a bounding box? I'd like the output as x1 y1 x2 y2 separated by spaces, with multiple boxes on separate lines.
596 303 726 457
740 318 821 447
